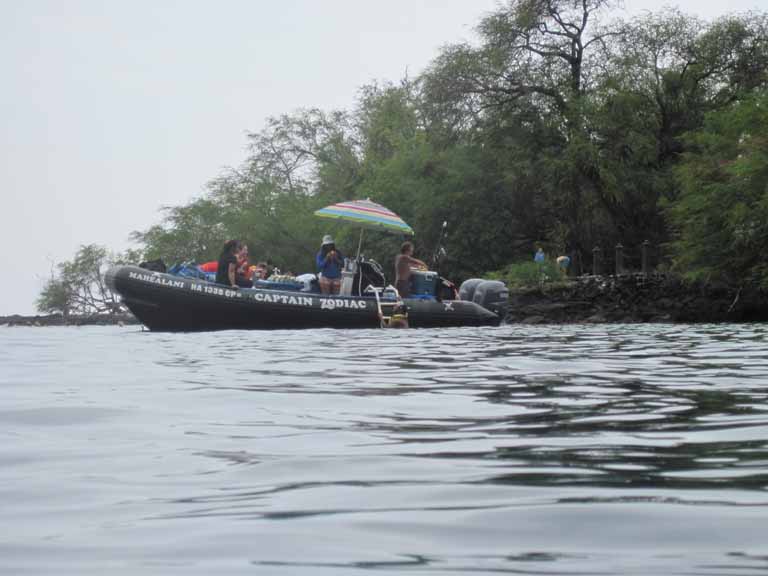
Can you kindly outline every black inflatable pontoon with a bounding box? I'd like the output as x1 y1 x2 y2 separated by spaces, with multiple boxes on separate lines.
106 265 505 331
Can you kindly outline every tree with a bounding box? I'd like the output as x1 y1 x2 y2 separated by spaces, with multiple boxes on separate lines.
422 0 617 131
130 198 226 264
125 5 767 286
608 10 768 169
246 108 362 199
37 277 72 317
418 0 628 265
586 10 768 261
36 245 125 316
669 91 768 286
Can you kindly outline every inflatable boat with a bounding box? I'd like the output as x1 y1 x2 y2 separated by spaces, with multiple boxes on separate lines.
105 262 507 332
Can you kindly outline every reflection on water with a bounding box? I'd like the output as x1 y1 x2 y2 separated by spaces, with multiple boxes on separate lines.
1 324 767 575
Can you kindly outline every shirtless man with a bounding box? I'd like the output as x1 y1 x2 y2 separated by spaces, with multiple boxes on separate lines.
394 241 427 298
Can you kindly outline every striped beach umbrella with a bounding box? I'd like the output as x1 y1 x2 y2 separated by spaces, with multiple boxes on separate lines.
314 199 414 236
314 198 414 258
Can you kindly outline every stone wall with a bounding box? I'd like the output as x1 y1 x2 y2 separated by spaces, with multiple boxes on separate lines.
504 274 768 324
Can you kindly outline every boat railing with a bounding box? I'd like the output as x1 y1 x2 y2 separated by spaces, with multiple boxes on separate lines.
366 284 404 328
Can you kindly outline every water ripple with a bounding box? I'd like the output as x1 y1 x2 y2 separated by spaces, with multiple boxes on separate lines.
1 324 768 574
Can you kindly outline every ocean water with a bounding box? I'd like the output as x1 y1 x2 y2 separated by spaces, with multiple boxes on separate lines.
1 324 767 575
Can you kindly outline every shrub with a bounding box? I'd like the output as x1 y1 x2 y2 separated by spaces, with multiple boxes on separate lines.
486 260 567 289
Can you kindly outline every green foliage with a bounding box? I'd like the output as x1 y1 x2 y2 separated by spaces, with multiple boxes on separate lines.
130 198 225 264
36 245 126 316
669 91 768 286
36 277 71 316
43 4 768 305
486 260 568 289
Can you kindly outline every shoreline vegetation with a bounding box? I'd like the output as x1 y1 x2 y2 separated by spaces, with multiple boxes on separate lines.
33 4 768 322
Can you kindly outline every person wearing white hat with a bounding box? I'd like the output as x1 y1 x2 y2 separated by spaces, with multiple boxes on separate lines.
316 235 345 294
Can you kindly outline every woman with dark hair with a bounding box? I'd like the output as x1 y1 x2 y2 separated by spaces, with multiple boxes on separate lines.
316 235 344 294
215 240 243 288
394 241 427 298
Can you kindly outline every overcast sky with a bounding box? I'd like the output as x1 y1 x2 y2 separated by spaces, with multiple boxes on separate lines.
0 0 761 316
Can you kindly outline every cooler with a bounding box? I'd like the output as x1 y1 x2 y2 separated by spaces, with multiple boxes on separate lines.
409 270 439 296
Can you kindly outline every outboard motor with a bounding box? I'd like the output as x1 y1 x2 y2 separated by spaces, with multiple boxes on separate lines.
459 278 486 302
472 280 509 318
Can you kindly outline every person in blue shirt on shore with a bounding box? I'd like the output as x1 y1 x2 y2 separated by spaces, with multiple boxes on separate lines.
316 235 344 294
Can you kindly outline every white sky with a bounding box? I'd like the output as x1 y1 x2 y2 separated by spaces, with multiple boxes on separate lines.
0 0 761 315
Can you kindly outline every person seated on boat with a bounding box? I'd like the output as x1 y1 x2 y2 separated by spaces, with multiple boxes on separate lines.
215 239 252 288
200 245 250 279
204 244 250 277
215 239 239 287
251 261 269 281
236 244 254 287
395 241 428 298
237 243 250 277
316 235 344 294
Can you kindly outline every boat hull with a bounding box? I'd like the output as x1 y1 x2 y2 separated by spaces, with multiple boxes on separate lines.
106 266 501 331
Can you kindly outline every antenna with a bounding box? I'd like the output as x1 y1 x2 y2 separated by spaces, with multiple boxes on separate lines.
432 221 449 272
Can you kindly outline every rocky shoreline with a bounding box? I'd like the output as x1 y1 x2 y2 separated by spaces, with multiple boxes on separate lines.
4 274 767 327
505 274 768 324
0 313 139 327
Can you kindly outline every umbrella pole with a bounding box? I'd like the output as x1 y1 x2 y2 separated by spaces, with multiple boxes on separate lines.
356 228 364 259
